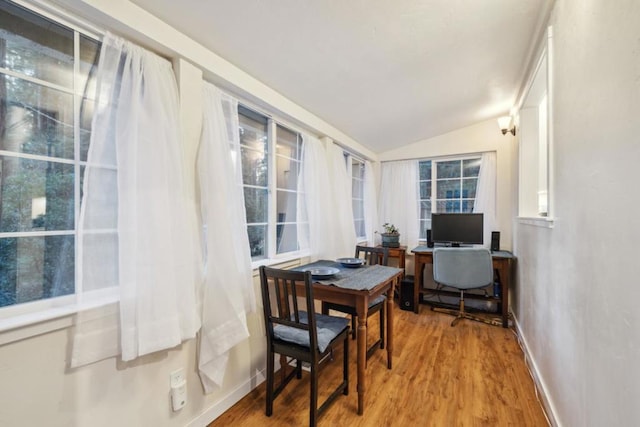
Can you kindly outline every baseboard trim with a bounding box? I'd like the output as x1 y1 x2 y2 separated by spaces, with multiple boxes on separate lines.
187 368 267 427
512 314 561 427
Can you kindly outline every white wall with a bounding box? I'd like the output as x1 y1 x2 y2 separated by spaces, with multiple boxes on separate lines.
513 1 640 426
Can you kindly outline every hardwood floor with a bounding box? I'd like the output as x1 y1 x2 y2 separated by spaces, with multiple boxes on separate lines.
209 303 549 426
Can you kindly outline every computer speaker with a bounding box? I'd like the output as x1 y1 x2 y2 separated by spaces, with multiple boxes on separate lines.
426 229 434 248
491 231 500 252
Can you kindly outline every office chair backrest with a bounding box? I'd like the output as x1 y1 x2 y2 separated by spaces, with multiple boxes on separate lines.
355 245 389 266
433 248 493 290
259 266 318 354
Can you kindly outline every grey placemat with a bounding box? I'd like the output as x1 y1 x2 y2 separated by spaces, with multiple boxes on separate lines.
294 260 401 291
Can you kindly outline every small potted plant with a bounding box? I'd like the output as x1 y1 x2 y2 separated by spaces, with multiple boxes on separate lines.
379 223 400 248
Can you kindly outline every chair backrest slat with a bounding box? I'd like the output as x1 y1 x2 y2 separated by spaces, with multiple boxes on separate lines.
355 245 389 266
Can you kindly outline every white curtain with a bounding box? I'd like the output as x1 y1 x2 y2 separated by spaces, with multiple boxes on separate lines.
326 142 357 258
473 151 497 248
363 160 379 245
197 82 256 392
72 33 200 366
297 134 332 261
378 160 420 249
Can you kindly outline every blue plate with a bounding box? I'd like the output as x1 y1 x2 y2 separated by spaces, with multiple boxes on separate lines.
336 257 365 268
303 266 340 279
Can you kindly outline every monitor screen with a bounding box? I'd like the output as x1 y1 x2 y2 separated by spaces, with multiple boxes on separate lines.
431 213 484 246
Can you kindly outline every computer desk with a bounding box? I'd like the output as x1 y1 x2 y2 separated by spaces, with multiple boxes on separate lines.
411 246 515 328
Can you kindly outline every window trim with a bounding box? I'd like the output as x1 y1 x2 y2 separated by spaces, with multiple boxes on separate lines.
348 155 366 241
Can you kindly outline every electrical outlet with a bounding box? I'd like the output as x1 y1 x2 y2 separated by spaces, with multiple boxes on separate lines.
170 368 185 388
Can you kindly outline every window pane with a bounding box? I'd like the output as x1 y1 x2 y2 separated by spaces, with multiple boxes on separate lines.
0 156 74 232
79 97 95 161
276 223 298 254
247 224 266 259
78 35 100 98
0 234 74 307
436 179 460 199
354 219 365 238
276 125 299 158
419 219 430 240
462 200 475 213
462 178 477 199
352 160 364 179
437 160 461 179
0 74 75 159
244 187 268 223
0 2 74 87
463 158 481 177
420 181 431 199
352 199 364 219
419 161 431 180
420 201 431 220
276 156 299 190
239 107 268 152
276 190 297 223
352 178 363 199
437 200 460 213
241 146 268 187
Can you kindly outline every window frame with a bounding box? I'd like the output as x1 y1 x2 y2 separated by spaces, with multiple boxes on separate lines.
348 155 366 242
0 0 107 332
237 104 308 267
516 25 554 228
418 154 482 240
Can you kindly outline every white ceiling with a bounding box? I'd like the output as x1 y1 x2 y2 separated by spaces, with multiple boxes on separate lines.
130 0 550 153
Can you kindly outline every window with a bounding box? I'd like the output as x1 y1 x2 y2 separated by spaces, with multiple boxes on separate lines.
518 28 551 219
418 157 481 239
350 157 365 240
238 106 303 261
0 2 100 312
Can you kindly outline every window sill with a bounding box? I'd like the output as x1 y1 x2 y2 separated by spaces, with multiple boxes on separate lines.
251 250 312 272
517 216 555 228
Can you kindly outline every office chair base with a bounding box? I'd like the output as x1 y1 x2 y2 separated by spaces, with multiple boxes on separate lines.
432 307 503 327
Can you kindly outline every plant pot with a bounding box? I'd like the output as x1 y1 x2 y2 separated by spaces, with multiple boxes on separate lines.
381 233 400 248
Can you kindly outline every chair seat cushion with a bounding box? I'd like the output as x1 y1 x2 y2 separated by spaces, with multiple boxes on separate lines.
274 311 349 353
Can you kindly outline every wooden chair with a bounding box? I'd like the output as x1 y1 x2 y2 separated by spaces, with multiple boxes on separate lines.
322 245 389 360
432 247 496 326
259 266 350 427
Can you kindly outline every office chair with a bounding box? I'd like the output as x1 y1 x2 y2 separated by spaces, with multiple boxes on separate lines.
432 247 500 327
259 266 349 427
322 245 389 360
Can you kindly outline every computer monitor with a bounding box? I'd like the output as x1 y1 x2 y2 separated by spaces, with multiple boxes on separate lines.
430 213 483 246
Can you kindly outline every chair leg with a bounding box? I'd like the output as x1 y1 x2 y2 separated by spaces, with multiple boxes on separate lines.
266 351 274 416
310 365 318 427
296 358 302 379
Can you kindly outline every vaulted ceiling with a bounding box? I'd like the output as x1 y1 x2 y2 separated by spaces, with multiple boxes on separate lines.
130 0 551 153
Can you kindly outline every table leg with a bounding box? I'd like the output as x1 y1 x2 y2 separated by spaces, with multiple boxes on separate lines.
356 303 368 415
386 281 395 369
499 260 510 328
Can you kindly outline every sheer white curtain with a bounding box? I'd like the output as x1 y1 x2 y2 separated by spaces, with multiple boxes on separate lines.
197 82 256 392
72 33 200 366
326 142 357 258
378 160 420 248
473 151 497 248
363 160 379 245
297 134 332 260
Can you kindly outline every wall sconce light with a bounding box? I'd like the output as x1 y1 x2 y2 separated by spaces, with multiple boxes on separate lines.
497 116 516 136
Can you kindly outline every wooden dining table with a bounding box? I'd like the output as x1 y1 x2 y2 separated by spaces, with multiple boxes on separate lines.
293 260 403 415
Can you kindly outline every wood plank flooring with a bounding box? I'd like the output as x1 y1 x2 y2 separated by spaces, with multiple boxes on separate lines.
208 303 549 427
